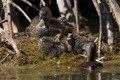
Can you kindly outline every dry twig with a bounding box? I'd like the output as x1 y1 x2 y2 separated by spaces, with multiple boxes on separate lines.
11 2 31 22
21 0 39 12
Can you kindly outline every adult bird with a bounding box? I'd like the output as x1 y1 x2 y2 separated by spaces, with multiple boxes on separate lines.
29 7 74 38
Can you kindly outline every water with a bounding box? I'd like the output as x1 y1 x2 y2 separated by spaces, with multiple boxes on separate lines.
0 66 120 80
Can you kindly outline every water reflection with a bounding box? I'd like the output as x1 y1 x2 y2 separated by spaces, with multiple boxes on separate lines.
42 72 120 80
0 67 120 80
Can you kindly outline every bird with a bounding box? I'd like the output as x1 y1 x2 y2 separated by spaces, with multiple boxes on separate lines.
66 33 97 62
28 6 74 38
38 34 68 58
66 33 103 70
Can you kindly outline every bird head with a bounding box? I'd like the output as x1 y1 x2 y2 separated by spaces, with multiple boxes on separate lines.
39 7 52 20
39 37 47 43
67 33 74 44
60 17 67 24
66 33 75 51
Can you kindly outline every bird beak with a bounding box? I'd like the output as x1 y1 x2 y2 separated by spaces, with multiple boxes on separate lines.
39 14 44 20
39 15 42 20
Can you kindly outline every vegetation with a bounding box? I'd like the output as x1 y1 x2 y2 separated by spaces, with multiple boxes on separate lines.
0 0 120 71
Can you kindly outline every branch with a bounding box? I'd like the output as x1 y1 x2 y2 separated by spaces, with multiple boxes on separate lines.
74 54 104 63
92 0 101 16
96 57 105 63
74 0 80 33
0 5 6 16
0 28 21 57
7 0 13 37
21 0 39 12
10 2 31 22
92 0 102 57
0 19 7 24
107 0 120 31
41 0 46 6
94 37 99 43
1 54 9 63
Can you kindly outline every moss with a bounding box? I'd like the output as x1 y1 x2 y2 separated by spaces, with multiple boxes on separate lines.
13 36 85 67
0 31 120 73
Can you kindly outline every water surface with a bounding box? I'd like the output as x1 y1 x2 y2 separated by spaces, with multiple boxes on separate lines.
0 65 120 80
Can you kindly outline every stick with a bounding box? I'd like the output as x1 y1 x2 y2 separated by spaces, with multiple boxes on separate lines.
10 2 31 22
41 0 46 6
74 0 80 33
0 28 21 57
0 19 7 24
92 0 102 57
0 5 6 16
97 0 102 57
108 0 120 31
77 54 87 58
7 0 13 37
73 53 104 63
94 37 99 43
1 54 9 63
96 57 105 63
96 56 105 61
21 0 39 12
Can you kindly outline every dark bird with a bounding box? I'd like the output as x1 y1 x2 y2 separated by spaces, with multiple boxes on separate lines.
28 7 74 38
38 34 69 58
66 33 97 62
66 33 103 70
